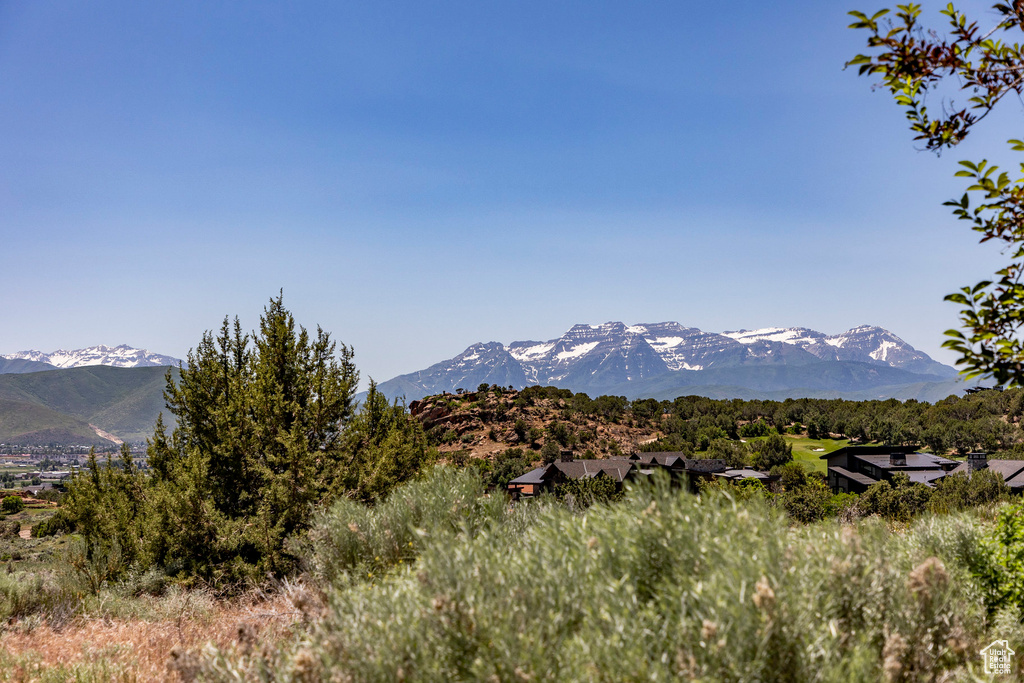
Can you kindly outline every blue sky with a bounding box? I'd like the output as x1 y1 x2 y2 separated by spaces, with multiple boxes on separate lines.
0 1 1014 385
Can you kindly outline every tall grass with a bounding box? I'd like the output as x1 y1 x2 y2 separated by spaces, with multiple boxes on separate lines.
198 469 1014 681
299 465 551 587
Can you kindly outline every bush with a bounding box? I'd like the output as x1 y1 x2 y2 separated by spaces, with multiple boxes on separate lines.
34 489 64 504
540 441 560 464
0 520 19 539
929 469 1009 514
772 461 807 490
975 500 1024 616
480 449 533 491
706 439 748 468
777 478 831 523
201 478 995 682
553 475 621 509
300 467 546 587
32 509 74 538
739 420 771 438
858 473 932 523
748 434 793 471
1 496 24 514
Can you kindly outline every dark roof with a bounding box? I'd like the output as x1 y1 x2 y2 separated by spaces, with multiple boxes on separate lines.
682 458 728 473
950 459 1024 482
508 466 554 486
715 468 770 480
853 453 957 470
830 466 877 487
905 470 950 486
553 460 635 482
635 453 686 468
820 445 920 460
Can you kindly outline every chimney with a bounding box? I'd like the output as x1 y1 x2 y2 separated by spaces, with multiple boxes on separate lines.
968 452 989 473
889 452 907 467
560 450 574 463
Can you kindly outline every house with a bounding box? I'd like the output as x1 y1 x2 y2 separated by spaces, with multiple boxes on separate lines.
714 467 772 483
507 452 642 500
821 445 958 494
23 482 54 497
507 451 748 499
946 452 1024 493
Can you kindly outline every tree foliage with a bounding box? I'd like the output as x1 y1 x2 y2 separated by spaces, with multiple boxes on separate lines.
850 3 1024 383
59 295 431 587
858 472 934 522
1 496 24 514
748 433 793 471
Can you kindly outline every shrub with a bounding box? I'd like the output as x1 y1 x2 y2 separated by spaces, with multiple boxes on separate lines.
929 469 1009 514
299 467 546 587
546 420 572 447
975 500 1024 616
778 478 831 523
540 441 560 464
202 478 993 681
481 449 533 491
859 473 933 523
772 461 807 490
553 475 621 509
32 509 74 537
1 496 24 514
739 420 771 438
34 489 64 504
749 434 793 471
706 439 748 467
513 419 528 442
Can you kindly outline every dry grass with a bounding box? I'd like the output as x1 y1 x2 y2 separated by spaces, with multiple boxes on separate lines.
0 588 303 682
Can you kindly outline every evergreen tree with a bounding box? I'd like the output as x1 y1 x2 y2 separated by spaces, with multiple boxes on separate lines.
59 294 394 586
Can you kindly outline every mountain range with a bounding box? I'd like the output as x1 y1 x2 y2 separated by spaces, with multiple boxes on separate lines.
1 345 182 371
0 345 181 446
0 329 976 446
375 322 970 402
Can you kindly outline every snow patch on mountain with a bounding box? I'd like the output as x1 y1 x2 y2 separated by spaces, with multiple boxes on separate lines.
375 321 957 402
723 327 824 345
871 341 899 361
2 345 182 369
509 342 555 361
556 342 599 361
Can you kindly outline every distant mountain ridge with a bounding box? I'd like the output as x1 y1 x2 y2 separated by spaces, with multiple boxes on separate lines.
375 322 965 402
2 344 182 370
0 366 179 445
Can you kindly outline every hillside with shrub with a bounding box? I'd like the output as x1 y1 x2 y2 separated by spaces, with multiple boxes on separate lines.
6 302 1024 679
413 383 1024 467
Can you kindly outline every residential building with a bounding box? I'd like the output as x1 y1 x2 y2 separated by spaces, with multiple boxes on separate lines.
822 445 958 494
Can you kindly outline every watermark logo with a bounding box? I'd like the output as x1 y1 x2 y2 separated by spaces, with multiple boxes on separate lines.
981 639 1015 675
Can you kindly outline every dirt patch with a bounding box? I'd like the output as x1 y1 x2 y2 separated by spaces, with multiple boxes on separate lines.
0 592 301 681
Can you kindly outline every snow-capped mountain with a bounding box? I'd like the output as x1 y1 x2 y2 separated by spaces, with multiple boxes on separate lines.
376 322 960 402
721 325 951 375
2 345 182 369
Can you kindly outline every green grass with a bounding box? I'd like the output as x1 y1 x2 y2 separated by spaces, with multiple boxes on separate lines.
738 435 848 473
785 436 850 473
